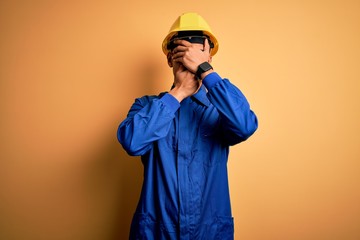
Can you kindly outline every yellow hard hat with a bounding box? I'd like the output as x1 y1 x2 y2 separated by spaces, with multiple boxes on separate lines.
162 12 219 56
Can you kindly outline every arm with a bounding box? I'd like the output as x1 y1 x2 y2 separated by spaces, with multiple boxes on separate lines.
171 39 257 145
117 94 180 156
203 72 258 145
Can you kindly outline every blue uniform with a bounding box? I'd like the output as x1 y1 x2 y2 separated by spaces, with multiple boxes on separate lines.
118 72 258 239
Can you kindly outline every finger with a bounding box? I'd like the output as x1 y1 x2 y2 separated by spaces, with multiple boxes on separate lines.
172 51 185 60
174 39 192 47
172 45 187 54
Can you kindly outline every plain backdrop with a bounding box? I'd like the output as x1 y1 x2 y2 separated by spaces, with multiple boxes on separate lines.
1 0 359 239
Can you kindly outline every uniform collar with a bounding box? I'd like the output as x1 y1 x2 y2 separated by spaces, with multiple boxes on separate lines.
191 85 210 107
169 84 210 107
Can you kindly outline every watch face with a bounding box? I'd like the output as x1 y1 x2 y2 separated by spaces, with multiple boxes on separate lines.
196 62 213 79
200 62 212 71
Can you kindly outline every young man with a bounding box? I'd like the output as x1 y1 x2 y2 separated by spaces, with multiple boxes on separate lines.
118 12 258 240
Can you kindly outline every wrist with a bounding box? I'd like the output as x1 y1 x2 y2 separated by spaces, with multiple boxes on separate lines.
200 69 214 80
196 62 213 80
168 87 186 102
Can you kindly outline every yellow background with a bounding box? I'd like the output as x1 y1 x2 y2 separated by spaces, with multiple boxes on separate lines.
1 0 359 239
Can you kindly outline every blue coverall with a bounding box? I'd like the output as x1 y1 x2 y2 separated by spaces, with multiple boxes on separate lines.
118 72 258 239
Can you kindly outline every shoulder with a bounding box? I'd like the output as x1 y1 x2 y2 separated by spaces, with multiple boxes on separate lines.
134 91 168 105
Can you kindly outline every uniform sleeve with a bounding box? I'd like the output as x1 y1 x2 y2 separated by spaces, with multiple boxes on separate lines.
117 93 180 156
203 72 258 145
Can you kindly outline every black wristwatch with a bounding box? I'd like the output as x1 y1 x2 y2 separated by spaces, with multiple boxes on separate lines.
196 62 213 80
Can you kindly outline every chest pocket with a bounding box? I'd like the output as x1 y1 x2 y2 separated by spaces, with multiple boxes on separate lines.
198 107 221 139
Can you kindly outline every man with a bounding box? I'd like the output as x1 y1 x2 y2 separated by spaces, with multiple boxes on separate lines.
118 12 258 240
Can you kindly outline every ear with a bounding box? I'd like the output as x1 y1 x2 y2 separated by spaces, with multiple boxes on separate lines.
205 39 213 63
167 52 173 67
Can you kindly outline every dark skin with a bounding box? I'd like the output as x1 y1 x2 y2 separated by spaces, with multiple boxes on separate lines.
168 38 213 102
